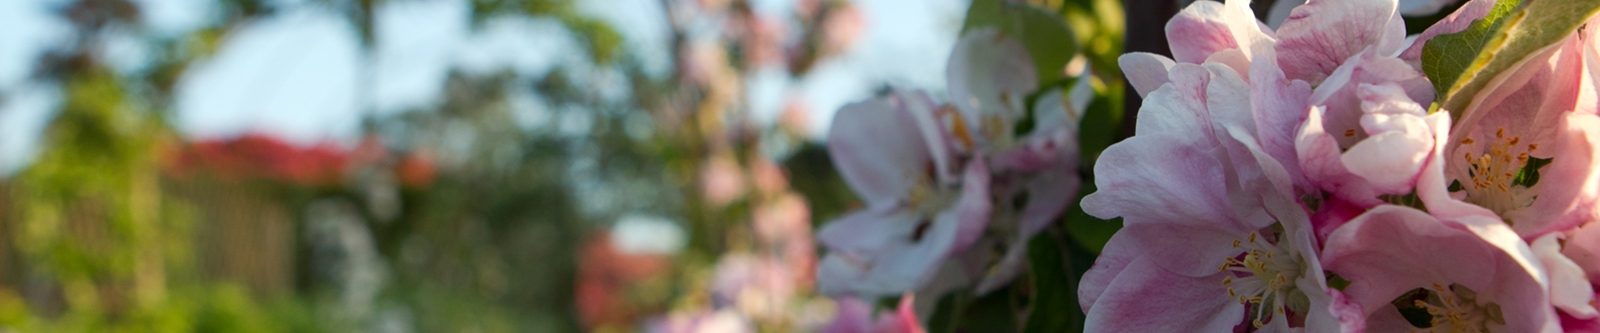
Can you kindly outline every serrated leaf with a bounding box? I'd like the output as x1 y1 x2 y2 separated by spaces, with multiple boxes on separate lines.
962 0 1079 83
1423 0 1600 117
1421 0 1518 101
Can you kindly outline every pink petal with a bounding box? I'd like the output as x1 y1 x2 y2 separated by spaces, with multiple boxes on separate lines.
1507 114 1600 236
1297 106 1384 206
975 171 1079 294
1166 0 1243 64
948 159 993 254
1321 205 1557 332
878 293 926 333
1113 222 1254 278
1310 195 1365 246
1078 231 1139 313
1564 223 1600 281
1276 0 1405 83
1081 134 1235 226
1415 111 1500 221
1247 47 1315 193
818 207 921 255
1311 52 1434 149
822 297 874 333
945 27 1036 138
1133 64 1215 140
827 96 935 207
1118 52 1176 98
1533 234 1597 318
1339 129 1429 195
1020 164 1079 235
816 203 972 297
1448 37 1583 152
1082 259 1245 332
1562 312 1600 332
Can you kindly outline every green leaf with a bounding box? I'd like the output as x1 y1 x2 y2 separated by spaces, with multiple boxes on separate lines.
1421 0 1518 102
1061 127 1122 254
962 0 1079 83
1074 79 1122 163
925 289 1019 333
1023 231 1080 333
1423 0 1600 117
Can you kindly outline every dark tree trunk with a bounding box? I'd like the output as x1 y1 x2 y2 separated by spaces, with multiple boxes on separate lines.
1119 0 1180 140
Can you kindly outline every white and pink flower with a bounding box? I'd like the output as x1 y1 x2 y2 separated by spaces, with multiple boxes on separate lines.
1082 0 1600 331
816 28 1088 300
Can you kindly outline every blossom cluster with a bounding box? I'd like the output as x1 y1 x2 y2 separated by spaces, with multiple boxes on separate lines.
1079 0 1600 331
816 27 1091 301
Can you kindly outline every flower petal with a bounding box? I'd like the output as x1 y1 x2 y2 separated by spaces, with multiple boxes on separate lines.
1081 134 1235 226
818 207 920 255
1082 259 1245 332
1563 223 1600 281
949 159 993 254
1248 46 1316 192
1339 128 1429 194
1166 0 1243 64
1079 230 1139 313
1507 114 1600 236
827 96 935 207
1321 205 1557 332
1534 234 1597 318
1165 0 1268 64
946 27 1036 140
1119 52 1175 98
1276 0 1405 83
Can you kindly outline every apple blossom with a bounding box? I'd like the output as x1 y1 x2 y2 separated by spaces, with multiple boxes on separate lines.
1082 55 1335 330
816 27 1087 298
816 91 992 298
1320 205 1557 332
1443 39 1600 236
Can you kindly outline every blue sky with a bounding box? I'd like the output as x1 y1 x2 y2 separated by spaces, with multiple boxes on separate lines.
0 0 965 175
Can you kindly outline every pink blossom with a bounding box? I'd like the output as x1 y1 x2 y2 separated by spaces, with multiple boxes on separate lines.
1443 44 1600 237
1282 0 1441 208
816 91 991 298
1081 57 1333 330
1296 82 1443 207
753 193 817 287
946 28 1039 148
974 85 1089 292
712 254 800 321
945 28 1087 292
1275 0 1407 84
1121 0 1311 192
1320 205 1558 332
700 153 747 207
820 4 865 56
1395 0 1600 236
